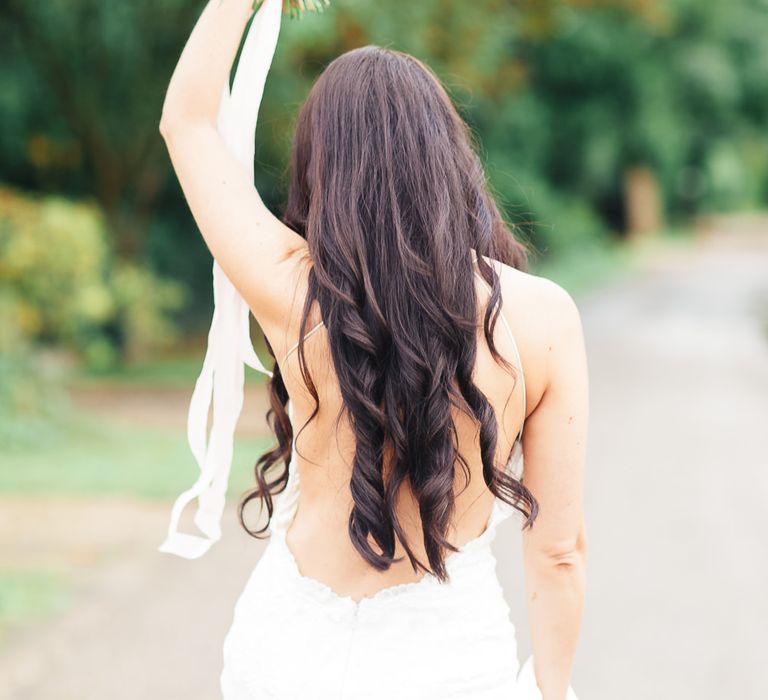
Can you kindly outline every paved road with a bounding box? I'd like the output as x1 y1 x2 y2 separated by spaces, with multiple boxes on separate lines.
1 229 766 699
567 230 768 699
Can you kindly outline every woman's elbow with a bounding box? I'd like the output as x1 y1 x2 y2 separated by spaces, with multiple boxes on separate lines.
158 101 191 139
158 113 180 141
526 526 588 572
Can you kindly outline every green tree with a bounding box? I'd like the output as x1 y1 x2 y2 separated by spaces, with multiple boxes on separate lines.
1 0 201 258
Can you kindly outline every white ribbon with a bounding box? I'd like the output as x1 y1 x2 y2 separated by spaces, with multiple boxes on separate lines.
158 0 284 559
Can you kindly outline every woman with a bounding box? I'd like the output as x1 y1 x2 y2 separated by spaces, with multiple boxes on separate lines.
158 0 588 698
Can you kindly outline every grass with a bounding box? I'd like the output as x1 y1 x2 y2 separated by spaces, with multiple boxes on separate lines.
73 351 271 389
531 227 697 297
0 568 73 648
0 408 273 501
0 408 274 649
531 240 636 296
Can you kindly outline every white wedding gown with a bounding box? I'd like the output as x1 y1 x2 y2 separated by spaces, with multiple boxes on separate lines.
220 435 560 700
157 1 581 697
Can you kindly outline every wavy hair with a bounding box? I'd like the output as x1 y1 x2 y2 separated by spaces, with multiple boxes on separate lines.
238 45 538 582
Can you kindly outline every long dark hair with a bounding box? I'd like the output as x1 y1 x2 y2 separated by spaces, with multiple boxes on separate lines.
238 45 538 582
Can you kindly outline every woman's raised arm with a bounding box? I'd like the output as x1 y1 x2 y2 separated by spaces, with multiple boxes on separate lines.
159 0 307 339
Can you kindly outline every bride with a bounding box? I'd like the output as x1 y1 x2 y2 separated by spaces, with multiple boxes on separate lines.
158 1 588 698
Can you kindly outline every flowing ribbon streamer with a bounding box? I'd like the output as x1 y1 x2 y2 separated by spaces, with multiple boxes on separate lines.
158 0 284 560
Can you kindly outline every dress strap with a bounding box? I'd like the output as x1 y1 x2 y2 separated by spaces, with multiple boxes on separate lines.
470 250 527 444
280 319 326 368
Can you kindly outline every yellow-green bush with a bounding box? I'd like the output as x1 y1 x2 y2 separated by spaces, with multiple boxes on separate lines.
0 184 187 367
0 184 189 446
0 187 112 348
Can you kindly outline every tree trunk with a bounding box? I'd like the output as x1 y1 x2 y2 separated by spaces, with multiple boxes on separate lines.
624 164 664 239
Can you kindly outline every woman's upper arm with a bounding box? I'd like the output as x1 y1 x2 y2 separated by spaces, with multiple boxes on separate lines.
160 121 309 337
521 279 589 563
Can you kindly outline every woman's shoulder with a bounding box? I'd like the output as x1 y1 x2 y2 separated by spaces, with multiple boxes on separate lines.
477 252 582 333
482 253 585 409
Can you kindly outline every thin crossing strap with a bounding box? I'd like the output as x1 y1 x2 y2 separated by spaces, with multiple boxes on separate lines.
280 319 325 368
471 252 527 443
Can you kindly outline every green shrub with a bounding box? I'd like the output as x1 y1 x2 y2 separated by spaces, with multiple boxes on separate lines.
0 345 72 449
0 184 189 443
486 165 611 263
0 184 187 369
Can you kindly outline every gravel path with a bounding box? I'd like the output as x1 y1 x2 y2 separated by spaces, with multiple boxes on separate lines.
1 227 766 699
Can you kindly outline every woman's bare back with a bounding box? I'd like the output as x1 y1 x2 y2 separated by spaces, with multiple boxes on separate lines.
275 250 532 601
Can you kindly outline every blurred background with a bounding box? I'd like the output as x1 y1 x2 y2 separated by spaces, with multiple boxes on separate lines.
1 0 767 698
